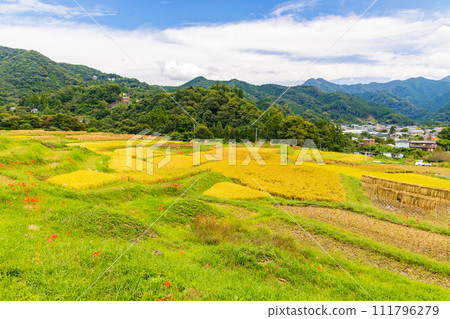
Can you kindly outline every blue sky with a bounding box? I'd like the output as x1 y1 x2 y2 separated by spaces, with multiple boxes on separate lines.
0 0 449 85
17 0 450 29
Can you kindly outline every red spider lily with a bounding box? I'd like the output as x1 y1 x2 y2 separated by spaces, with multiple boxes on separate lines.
220 248 223 251
47 239 52 243
62 201 65 205
92 251 102 257
50 234 58 239
0 163 4 168
22 195 39 206
180 251 185 255
318 266 322 271
205 264 210 269
66 232 70 235
416 219 419 222
274 270 278 273
27 170 34 175
6 201 13 205
164 281 171 287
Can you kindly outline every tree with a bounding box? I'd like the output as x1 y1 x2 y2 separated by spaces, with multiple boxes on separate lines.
437 127 450 140
279 116 318 146
437 127 450 150
389 125 397 135
194 124 214 139
360 131 372 139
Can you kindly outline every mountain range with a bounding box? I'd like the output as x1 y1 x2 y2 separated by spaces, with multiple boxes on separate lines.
303 77 450 120
0 45 448 124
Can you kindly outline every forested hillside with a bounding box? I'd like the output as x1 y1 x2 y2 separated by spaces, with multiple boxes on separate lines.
181 77 412 124
0 45 152 104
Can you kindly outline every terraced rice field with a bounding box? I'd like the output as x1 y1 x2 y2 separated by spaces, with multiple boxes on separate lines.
0 131 448 301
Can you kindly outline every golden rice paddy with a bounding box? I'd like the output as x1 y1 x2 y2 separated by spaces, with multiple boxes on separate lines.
48 170 121 190
203 182 269 200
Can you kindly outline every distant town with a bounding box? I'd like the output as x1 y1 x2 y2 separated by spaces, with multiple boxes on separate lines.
342 124 446 159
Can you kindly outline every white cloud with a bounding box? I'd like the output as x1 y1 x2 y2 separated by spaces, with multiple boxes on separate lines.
0 0 114 18
0 10 448 86
160 61 210 81
271 0 318 17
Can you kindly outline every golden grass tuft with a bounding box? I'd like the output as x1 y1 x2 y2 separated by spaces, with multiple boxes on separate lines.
0 174 15 185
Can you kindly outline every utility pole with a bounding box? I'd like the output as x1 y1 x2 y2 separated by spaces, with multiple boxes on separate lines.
255 127 258 142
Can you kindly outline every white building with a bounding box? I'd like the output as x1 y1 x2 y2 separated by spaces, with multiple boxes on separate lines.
395 140 410 148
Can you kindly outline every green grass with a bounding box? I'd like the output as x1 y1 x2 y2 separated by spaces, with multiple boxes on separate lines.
0 138 449 301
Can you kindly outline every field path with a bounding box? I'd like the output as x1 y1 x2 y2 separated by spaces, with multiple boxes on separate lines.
215 203 449 288
283 206 450 263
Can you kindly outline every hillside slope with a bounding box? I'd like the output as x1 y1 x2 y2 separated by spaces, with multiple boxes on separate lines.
0 45 151 103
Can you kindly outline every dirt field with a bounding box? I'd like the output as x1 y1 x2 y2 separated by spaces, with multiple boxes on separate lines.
283 206 449 263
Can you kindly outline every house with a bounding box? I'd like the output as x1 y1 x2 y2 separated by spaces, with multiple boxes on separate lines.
395 139 410 148
410 140 436 152
92 75 98 80
409 129 424 136
121 93 131 105
31 108 38 114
